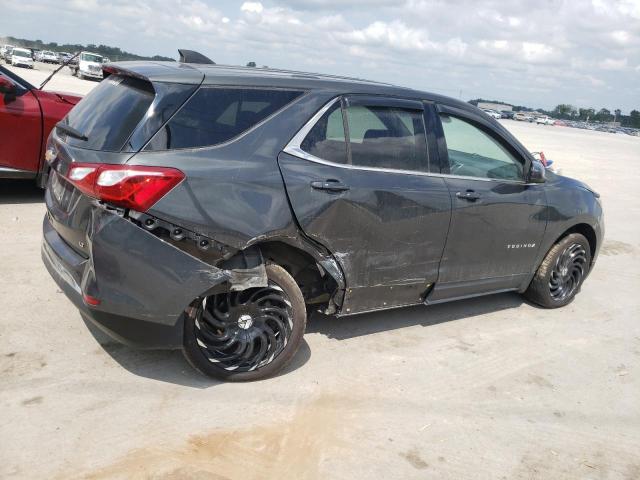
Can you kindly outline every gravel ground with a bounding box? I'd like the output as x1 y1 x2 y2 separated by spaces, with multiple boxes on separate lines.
0 76 639 479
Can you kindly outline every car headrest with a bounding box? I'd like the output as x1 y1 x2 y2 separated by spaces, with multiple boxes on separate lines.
363 129 389 141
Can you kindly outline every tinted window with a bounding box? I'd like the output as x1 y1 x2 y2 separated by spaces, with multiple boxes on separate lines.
440 114 523 180
300 102 347 164
146 88 303 150
346 105 428 171
62 75 155 151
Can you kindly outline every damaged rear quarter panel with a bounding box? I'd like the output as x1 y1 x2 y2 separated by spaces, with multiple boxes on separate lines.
89 208 233 324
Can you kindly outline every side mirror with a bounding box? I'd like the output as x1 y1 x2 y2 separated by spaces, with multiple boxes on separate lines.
0 77 17 103
528 159 546 183
0 76 16 95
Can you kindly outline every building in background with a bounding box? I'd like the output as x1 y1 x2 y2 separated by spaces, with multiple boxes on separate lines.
478 102 513 111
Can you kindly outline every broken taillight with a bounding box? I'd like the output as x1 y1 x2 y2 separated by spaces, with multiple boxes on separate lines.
65 163 184 212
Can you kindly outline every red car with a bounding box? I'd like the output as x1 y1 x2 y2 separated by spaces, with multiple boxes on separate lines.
0 65 82 185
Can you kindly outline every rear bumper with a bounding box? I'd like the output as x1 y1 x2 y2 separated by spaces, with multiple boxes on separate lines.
41 204 231 349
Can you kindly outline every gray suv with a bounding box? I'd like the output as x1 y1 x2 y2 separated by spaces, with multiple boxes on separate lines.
42 61 603 380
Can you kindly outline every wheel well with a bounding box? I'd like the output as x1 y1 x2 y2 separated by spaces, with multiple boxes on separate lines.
256 241 339 306
558 223 597 259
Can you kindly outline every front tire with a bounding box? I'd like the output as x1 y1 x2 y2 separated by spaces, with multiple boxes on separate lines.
524 233 591 308
183 264 307 381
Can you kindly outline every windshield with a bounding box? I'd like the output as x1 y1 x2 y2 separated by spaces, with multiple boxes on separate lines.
14 50 30 58
81 53 103 63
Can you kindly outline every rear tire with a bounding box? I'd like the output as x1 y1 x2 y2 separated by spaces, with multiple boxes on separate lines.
183 264 307 381
524 233 591 308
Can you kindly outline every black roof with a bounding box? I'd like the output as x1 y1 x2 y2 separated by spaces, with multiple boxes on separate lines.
106 61 475 112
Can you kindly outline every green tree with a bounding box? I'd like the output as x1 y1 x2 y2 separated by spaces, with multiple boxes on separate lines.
246 61 256 67
630 110 640 128
579 108 595 121
596 108 612 122
552 104 576 119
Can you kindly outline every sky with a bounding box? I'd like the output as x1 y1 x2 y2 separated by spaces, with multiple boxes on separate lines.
1 0 639 112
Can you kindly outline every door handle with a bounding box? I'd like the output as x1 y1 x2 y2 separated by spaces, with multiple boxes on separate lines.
456 190 481 201
311 180 350 192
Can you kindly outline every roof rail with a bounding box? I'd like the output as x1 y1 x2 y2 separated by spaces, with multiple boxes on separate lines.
178 49 215 65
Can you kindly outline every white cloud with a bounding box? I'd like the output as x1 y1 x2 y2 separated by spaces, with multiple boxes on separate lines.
241 2 264 14
599 57 629 70
1 0 639 110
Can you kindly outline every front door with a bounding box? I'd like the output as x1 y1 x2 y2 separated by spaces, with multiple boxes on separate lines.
430 107 547 301
279 96 451 313
0 70 41 175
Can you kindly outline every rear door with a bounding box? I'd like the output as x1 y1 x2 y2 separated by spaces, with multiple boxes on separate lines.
279 96 451 313
429 105 547 301
0 69 41 175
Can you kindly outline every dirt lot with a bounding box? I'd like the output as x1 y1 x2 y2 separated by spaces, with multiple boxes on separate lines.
1 79 639 478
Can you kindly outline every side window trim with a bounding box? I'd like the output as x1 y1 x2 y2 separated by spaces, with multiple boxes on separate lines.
283 96 342 164
435 105 528 183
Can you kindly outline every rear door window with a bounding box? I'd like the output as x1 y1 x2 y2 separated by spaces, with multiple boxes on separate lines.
346 105 429 172
61 75 155 151
145 88 303 150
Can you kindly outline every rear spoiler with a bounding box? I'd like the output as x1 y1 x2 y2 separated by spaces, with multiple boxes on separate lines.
102 62 205 85
178 49 215 64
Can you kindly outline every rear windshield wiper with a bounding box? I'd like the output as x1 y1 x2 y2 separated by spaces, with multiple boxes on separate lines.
56 122 88 141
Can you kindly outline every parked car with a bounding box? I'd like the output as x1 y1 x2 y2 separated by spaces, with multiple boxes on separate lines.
514 112 533 122
482 109 502 119
0 44 15 61
10 48 34 69
501 111 515 119
1 44 14 56
39 50 59 64
41 60 603 381
536 116 555 125
2 46 14 63
69 51 104 80
0 65 82 182
57 52 72 64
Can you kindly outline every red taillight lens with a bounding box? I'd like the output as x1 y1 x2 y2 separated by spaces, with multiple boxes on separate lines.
66 163 184 211
82 293 101 306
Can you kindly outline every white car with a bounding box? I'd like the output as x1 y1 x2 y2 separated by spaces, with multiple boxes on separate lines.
11 48 34 69
482 109 502 119
70 51 104 80
1 44 15 61
536 116 555 125
40 50 59 63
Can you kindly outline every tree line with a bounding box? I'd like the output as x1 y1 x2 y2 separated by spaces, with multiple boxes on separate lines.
548 104 639 127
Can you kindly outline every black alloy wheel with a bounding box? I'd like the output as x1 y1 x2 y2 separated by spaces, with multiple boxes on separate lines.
524 233 592 308
548 243 588 301
183 263 306 381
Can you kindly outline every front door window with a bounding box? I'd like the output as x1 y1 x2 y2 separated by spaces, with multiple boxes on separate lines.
439 114 523 181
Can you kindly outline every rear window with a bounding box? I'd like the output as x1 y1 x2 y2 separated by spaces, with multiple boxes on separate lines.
61 75 154 151
144 87 303 150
